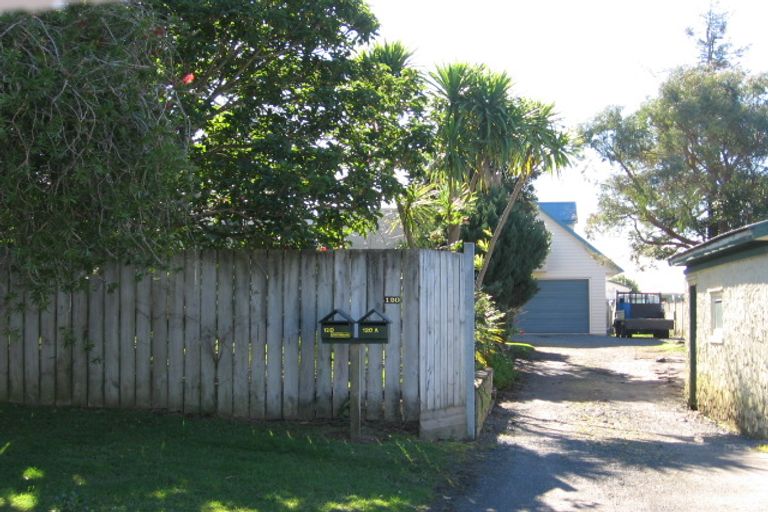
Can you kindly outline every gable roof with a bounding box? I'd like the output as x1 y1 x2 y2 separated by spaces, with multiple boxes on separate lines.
538 202 623 275
540 202 578 226
669 218 768 269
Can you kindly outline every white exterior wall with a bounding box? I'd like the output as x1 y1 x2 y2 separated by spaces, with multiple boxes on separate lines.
534 214 612 335
686 252 768 437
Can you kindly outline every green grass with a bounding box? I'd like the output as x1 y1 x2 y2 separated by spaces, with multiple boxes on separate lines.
756 444 768 453
0 405 467 511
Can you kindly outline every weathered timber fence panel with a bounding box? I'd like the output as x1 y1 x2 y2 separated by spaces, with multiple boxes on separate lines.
0 248 475 438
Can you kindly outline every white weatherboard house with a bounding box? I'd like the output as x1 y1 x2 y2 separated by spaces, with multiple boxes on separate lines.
670 219 768 437
515 202 622 335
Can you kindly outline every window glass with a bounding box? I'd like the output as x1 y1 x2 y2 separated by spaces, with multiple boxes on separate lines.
711 293 723 331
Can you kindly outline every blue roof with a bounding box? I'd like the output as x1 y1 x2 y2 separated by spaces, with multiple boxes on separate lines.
539 202 578 226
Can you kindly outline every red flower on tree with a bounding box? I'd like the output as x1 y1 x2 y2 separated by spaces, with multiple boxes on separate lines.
181 73 195 85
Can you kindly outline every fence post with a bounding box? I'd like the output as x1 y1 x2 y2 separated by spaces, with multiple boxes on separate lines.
464 243 476 440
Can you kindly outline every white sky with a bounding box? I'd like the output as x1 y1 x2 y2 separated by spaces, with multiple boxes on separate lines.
367 0 768 292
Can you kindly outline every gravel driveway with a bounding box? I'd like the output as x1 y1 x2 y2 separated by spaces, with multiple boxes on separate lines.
443 335 768 512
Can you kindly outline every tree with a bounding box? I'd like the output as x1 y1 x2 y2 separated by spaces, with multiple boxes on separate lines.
430 64 517 245
584 68 768 259
428 64 571 288
583 12 768 260
474 99 571 289
611 274 640 292
148 0 428 249
463 183 550 312
686 7 744 70
0 3 190 296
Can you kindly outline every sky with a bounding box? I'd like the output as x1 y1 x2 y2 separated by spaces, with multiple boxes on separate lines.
366 0 768 292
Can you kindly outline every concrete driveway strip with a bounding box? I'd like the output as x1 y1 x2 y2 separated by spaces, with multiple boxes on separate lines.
446 335 768 512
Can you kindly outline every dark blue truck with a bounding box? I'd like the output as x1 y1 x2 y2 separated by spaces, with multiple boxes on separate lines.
613 292 674 339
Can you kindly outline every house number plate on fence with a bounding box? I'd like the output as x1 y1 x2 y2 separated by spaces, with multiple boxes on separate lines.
384 296 401 304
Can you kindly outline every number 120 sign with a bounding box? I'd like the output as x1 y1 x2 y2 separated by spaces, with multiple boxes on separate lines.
384 296 401 304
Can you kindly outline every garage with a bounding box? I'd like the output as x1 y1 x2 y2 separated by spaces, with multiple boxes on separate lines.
515 279 589 334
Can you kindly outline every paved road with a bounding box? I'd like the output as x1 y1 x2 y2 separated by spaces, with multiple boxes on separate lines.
446 335 768 512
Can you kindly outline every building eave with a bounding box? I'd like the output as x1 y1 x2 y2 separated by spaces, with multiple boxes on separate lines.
668 219 768 268
538 206 624 276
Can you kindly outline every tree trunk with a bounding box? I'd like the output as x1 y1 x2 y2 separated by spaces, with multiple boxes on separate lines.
396 201 416 248
475 174 528 290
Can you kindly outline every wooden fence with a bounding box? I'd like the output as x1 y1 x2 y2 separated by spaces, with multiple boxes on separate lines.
0 248 474 439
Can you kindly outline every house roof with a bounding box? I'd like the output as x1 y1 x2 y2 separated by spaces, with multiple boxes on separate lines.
538 202 623 275
539 202 578 226
668 218 768 269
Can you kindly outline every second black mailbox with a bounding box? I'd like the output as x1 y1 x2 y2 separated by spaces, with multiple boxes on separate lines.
357 309 390 342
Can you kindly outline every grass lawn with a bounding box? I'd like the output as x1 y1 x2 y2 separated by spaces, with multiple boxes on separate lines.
0 404 468 512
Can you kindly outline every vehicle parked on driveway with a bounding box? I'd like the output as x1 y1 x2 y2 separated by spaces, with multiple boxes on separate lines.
612 292 674 338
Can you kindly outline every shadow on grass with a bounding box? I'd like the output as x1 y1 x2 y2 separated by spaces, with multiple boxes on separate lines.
0 404 464 512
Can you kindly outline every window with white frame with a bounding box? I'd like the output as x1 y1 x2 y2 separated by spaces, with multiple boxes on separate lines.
710 291 723 332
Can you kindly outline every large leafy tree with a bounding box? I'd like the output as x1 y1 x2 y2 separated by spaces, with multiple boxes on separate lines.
463 183 550 312
0 3 189 295
148 0 427 249
583 10 768 260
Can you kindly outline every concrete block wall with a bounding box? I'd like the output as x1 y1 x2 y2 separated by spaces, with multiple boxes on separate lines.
688 253 768 437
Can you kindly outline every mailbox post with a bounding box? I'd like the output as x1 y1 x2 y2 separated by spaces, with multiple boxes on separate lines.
318 308 391 441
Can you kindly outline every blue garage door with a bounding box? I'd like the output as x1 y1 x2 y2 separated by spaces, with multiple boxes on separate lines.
516 279 589 333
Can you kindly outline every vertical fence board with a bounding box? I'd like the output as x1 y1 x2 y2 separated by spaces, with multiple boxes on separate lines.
249 251 267 419
119 265 136 408
150 270 169 409
331 251 351 417
418 252 435 411
457 254 466 409
55 291 76 405
439 253 448 410
23 295 40 404
448 255 458 408
383 251 403 421
0 269 8 401
298 252 318 419
71 290 88 406
265 251 283 419
452 254 461 407
232 252 250 418
184 252 202 414
87 277 105 407
315 253 334 417
349 251 367 437
135 274 151 408
199 251 217 414
103 265 120 407
282 252 300 419
167 258 185 412
39 297 56 405
217 251 234 416
365 251 385 420
401 250 420 421
8 274 23 403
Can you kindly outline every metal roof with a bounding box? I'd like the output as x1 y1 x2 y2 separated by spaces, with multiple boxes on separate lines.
539 202 578 226
669 218 768 268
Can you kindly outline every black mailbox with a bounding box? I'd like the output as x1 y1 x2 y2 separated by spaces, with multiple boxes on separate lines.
357 309 390 343
319 309 355 342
